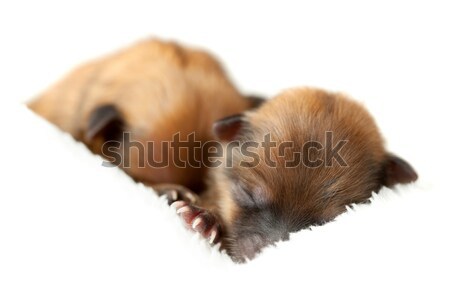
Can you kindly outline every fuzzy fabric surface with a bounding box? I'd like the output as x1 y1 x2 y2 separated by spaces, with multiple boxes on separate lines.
0 103 448 299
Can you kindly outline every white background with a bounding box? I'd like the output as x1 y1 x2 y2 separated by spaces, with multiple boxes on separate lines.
0 1 449 299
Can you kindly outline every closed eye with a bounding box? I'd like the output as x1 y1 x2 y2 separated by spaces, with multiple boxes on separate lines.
232 184 256 207
233 183 270 209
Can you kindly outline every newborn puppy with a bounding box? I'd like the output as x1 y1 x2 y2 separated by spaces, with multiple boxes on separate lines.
172 88 417 262
29 38 260 193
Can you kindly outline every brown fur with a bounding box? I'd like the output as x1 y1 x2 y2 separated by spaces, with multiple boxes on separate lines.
29 41 417 262
201 88 417 261
29 39 254 192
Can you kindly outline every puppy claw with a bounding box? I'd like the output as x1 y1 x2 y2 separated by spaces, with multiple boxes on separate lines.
154 185 199 205
209 228 218 244
169 190 177 201
184 192 196 203
192 217 203 231
176 206 191 215
170 200 187 210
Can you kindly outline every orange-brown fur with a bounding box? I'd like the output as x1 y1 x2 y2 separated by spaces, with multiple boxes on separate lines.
29 41 417 262
29 39 253 191
203 88 416 261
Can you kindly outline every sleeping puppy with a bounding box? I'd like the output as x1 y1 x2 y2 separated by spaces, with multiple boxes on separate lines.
29 40 417 262
182 88 418 262
29 38 261 193
195 88 417 261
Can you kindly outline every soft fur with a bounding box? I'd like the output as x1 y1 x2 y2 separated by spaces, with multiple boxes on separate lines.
26 40 417 261
28 39 254 191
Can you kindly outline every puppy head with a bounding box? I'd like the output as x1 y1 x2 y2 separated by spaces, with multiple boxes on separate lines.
213 88 417 262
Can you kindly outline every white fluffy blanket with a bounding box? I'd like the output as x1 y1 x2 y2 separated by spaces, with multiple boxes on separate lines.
0 103 448 299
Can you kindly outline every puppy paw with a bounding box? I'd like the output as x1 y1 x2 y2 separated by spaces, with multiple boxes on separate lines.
154 184 198 205
170 200 221 244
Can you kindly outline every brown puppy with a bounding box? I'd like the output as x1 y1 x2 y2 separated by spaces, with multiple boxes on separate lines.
172 88 417 262
29 39 260 192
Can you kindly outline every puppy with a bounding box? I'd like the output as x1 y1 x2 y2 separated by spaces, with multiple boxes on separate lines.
180 88 418 262
29 40 417 262
29 38 261 193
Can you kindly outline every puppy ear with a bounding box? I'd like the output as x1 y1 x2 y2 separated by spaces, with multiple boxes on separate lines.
85 104 124 143
213 114 246 141
382 154 418 187
246 95 266 109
